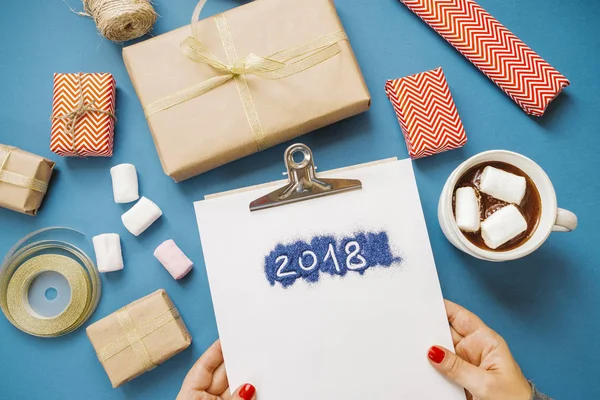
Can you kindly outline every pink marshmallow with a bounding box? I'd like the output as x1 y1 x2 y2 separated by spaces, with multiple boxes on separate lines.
154 240 193 280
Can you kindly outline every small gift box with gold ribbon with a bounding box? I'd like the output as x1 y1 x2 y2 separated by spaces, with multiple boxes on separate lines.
0 144 54 216
86 289 192 388
50 72 116 157
123 0 371 182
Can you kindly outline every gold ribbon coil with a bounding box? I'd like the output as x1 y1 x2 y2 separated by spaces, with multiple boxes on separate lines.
95 307 181 372
0 144 49 194
0 227 101 337
143 0 348 150
6 255 90 335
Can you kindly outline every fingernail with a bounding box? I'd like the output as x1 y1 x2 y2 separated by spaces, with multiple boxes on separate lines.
428 346 446 364
239 383 256 400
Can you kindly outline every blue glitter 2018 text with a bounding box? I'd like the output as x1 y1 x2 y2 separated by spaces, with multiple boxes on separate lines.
264 231 401 288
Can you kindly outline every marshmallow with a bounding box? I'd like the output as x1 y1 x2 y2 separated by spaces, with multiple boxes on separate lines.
455 187 481 232
92 233 124 273
122 197 162 236
479 166 527 205
154 240 193 280
110 164 139 204
481 205 528 249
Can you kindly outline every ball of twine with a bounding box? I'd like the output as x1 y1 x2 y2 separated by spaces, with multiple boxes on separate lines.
81 0 158 42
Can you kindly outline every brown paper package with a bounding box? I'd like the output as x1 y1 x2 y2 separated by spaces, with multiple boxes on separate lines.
86 289 192 388
123 0 371 182
0 145 54 216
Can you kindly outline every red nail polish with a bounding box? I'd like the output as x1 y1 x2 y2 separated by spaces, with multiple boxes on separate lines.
428 346 446 364
239 383 256 400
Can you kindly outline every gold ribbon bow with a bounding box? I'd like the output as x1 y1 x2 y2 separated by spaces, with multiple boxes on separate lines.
0 145 48 194
51 73 116 156
144 0 348 150
96 306 181 372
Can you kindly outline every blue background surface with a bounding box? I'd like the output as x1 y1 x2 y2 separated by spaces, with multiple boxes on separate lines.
1 0 599 398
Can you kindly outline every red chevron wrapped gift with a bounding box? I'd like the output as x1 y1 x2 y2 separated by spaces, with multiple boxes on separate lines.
51 73 116 157
400 0 569 117
385 67 467 159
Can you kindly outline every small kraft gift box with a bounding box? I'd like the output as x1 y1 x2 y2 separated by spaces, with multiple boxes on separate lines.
123 0 371 182
0 144 54 216
50 72 116 157
86 289 192 388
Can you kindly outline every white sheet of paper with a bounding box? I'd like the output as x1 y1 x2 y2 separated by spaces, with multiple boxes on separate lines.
194 159 464 400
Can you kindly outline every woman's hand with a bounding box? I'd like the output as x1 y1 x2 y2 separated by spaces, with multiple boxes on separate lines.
428 300 532 400
177 340 256 400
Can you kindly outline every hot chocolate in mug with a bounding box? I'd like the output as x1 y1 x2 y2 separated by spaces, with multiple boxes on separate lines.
438 150 577 262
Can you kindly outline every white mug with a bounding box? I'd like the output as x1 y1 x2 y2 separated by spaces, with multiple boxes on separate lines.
438 150 577 262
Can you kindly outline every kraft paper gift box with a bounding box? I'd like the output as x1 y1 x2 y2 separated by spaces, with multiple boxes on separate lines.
86 289 192 388
50 72 116 157
123 0 371 182
0 144 54 216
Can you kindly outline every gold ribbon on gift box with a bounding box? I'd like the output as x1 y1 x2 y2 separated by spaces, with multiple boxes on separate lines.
0 145 48 193
144 0 349 151
95 306 183 372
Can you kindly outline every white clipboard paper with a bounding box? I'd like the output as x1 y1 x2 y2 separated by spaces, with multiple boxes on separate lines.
194 149 463 400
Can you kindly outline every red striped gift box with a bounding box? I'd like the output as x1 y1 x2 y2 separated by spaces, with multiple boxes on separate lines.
51 73 116 157
400 0 569 117
385 67 467 159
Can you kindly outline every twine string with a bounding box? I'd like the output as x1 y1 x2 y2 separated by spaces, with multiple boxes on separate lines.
62 0 91 17
64 0 157 42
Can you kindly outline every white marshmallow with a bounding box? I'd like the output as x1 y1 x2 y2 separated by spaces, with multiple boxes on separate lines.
455 187 481 232
481 205 528 249
479 166 527 205
122 197 162 236
110 164 139 204
92 233 124 273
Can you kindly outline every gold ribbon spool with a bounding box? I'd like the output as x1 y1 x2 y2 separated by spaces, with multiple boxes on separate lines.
0 227 101 337
6 255 90 336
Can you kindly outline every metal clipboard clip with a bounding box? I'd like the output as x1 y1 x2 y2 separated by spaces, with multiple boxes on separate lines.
249 143 362 211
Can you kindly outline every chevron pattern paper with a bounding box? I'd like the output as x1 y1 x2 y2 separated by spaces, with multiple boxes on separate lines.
385 67 467 159
400 0 570 117
51 73 116 157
